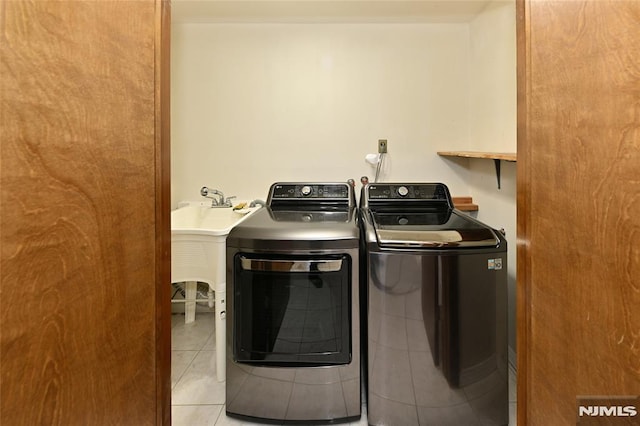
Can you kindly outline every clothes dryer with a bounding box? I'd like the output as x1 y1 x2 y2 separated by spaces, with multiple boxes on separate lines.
226 182 361 423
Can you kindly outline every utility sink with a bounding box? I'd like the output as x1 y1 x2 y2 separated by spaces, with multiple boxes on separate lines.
170 203 261 382
171 204 259 236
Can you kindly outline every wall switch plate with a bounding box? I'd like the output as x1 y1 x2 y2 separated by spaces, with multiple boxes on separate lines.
378 139 388 153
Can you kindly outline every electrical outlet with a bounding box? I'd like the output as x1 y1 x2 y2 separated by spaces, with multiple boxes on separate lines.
378 139 388 153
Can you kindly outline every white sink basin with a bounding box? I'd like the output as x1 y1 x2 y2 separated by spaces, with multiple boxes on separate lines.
170 203 261 382
171 204 259 236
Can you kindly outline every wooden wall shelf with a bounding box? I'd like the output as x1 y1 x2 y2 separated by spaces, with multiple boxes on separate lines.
437 151 517 189
437 151 516 162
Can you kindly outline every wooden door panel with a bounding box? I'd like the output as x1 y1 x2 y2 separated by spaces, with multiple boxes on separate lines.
518 0 640 424
0 1 170 425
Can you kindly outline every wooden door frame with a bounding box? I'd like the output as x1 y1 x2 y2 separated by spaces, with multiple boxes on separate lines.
156 1 172 425
515 0 529 424
158 1 533 424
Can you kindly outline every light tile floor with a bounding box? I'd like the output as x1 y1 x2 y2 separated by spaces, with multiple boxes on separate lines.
172 312 517 425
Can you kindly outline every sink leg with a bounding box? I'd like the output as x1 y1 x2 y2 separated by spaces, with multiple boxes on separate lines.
208 289 214 308
213 238 227 382
185 281 197 324
215 289 226 382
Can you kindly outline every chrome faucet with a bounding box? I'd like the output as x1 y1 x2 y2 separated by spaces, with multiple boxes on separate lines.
200 187 235 207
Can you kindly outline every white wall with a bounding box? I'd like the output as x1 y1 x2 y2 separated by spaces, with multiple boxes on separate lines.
468 1 518 362
469 2 517 153
171 23 472 205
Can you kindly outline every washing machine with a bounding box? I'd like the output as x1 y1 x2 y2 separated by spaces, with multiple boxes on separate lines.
360 182 508 426
225 182 361 423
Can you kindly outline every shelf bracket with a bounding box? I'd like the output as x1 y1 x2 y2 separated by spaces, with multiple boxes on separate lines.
436 151 515 190
494 159 502 189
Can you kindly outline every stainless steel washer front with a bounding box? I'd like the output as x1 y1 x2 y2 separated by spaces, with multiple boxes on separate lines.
361 183 508 426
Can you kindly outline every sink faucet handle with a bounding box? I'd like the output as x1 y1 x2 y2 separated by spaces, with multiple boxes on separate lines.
201 186 223 206
225 196 236 206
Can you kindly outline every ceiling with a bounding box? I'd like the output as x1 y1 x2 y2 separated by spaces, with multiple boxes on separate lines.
171 0 494 24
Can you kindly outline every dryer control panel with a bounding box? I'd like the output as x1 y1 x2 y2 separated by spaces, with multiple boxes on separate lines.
267 182 355 207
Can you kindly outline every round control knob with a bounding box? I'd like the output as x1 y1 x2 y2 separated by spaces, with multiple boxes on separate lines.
301 185 312 196
397 186 409 197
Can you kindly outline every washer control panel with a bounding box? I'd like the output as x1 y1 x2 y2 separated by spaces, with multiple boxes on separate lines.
366 183 450 202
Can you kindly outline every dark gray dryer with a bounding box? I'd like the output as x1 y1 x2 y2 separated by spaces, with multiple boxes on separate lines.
226 182 360 424
360 183 508 426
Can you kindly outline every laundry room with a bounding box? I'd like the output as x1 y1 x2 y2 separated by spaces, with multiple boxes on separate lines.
169 0 517 424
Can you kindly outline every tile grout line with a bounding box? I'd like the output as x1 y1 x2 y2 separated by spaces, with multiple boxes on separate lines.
172 350 198 393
